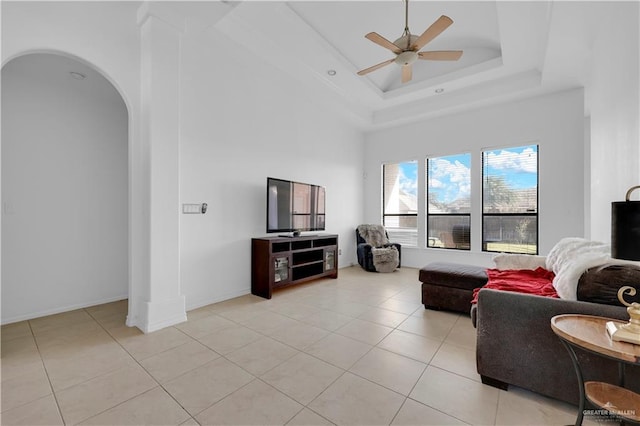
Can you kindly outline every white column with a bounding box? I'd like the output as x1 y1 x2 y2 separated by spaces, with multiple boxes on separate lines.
133 2 186 332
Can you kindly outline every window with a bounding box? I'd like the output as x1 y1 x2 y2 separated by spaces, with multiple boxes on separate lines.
291 183 325 231
382 161 418 246
482 144 538 254
426 153 471 250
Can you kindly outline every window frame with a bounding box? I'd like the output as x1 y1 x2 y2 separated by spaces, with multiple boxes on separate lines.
481 144 539 255
381 160 418 247
425 153 471 251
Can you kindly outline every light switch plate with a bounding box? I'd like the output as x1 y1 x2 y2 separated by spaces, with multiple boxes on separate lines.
182 204 201 214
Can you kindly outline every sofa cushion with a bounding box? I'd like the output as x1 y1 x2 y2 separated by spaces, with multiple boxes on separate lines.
493 253 547 271
419 262 487 291
577 264 640 306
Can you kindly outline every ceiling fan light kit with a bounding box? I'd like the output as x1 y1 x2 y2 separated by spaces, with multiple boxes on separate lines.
395 51 418 66
358 0 463 84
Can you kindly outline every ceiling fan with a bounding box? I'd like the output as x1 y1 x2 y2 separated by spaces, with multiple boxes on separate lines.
357 0 463 84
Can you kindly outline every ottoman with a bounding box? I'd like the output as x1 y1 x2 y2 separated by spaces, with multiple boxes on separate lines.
420 262 488 314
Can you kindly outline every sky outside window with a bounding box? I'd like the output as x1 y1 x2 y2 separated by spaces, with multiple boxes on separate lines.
397 161 418 198
428 153 471 211
484 145 538 190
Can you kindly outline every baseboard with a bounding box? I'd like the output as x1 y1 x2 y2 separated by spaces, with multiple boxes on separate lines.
185 287 251 312
135 296 187 333
1 294 128 326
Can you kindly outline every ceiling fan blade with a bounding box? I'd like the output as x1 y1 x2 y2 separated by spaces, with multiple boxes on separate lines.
418 50 463 61
401 64 412 83
365 32 402 54
411 15 454 51
357 58 395 76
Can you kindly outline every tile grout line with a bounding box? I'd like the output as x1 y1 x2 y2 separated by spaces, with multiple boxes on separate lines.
257 269 472 422
383 307 478 425
493 385 504 426
11 268 485 425
84 308 199 424
88 305 309 423
277 291 443 425
182 288 411 424
26 316 66 424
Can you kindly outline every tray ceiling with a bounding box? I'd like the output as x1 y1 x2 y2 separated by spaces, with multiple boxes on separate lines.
172 1 608 128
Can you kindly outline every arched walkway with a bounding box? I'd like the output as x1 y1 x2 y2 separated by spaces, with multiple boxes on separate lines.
1 52 129 323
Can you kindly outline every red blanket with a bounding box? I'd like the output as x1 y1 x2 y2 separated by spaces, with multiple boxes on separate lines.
471 267 558 304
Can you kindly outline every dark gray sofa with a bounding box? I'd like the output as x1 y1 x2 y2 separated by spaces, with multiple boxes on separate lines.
471 264 640 405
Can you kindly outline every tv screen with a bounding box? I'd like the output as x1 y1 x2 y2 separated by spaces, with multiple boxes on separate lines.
267 177 325 233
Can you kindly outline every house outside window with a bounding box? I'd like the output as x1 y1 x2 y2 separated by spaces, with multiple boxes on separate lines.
382 161 418 246
482 144 538 254
426 153 471 250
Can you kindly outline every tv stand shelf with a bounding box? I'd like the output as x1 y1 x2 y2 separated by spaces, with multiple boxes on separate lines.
251 234 338 299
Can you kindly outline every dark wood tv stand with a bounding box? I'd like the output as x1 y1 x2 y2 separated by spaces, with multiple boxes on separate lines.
251 234 338 299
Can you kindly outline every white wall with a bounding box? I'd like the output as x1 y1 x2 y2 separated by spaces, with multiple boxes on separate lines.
1 1 364 324
178 26 364 310
1 53 128 323
1 1 145 326
1 2 140 108
364 89 585 268
1 1 150 327
589 1 640 242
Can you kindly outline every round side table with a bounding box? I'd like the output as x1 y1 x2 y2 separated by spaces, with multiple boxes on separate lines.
551 314 640 425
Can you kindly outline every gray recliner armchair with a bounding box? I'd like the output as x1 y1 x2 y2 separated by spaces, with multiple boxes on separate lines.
355 225 401 272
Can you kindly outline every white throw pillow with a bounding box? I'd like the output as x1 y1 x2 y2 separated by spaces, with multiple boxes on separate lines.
492 253 547 271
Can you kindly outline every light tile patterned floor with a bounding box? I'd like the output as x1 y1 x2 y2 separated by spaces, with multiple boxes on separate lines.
1 266 590 425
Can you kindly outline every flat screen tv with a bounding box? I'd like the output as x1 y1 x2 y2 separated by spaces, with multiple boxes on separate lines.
267 177 325 233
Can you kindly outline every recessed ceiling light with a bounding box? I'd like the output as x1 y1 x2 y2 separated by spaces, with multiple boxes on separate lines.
327 70 337 76
435 88 444 93
69 72 86 80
